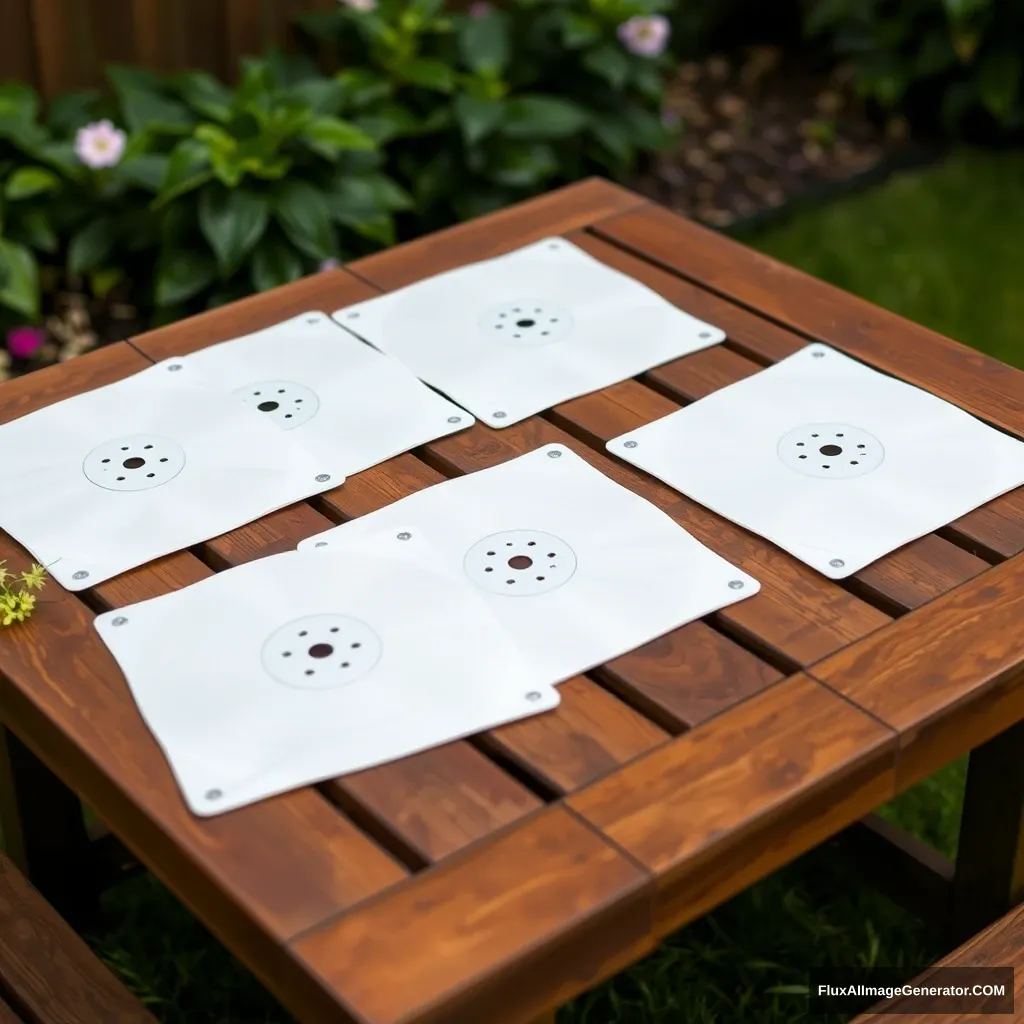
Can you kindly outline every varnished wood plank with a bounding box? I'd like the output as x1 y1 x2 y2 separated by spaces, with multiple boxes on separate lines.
945 488 1024 561
810 556 1024 790
130 269 376 362
131 0 224 78
349 178 649 290
0 995 22 1024
0 850 158 1024
290 807 655 1024
478 676 667 795
324 745 544 867
30 0 93 96
592 202 1024 442
426 416 891 666
223 0 265 79
852 904 1024 1021
599 621 784 731
568 674 896 936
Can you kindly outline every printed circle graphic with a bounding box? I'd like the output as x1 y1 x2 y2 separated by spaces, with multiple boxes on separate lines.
777 423 885 480
83 435 186 491
235 380 319 429
261 614 382 690
464 530 577 596
479 300 573 348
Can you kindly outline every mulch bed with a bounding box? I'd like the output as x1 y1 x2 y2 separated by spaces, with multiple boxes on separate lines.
632 45 914 230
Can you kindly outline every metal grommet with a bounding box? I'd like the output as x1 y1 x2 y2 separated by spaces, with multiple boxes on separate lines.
205 789 222 801
829 558 845 568
624 440 638 449
305 316 319 324
111 616 128 626
347 312 360 320
728 580 745 590
167 363 182 371
526 691 543 702
493 411 507 420
447 416 461 424
314 541 328 548
812 350 826 359
315 474 331 483
547 450 562 458
397 532 412 540
699 331 712 339
72 570 89 580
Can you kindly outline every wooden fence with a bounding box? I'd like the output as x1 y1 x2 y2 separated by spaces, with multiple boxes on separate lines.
0 0 340 100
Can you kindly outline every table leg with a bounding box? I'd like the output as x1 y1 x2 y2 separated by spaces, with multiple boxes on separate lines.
950 718 1024 943
0 725 98 929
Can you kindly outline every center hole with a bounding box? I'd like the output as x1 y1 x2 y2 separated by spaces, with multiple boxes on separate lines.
258 401 280 412
308 643 333 659
508 555 533 570
515 319 535 328
819 444 843 457
122 457 146 469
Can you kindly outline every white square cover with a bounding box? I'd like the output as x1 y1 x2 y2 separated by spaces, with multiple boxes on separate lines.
607 343 1024 578
332 237 725 428
298 444 759 682
0 360 337 591
179 312 472 478
93 531 560 816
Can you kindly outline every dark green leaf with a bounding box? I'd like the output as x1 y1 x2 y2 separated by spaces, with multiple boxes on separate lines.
454 95 506 145
10 208 58 253
487 141 559 187
623 107 672 150
399 59 457 93
352 105 420 144
172 71 233 123
283 78 347 116
977 49 1022 122
156 139 213 205
590 118 633 167
502 95 590 138
273 180 335 259
302 116 376 158
0 238 39 318
458 11 510 74
107 64 194 134
199 186 270 276
0 83 38 125
68 216 118 274
340 212 395 246
46 89 102 135
582 44 631 89
335 69 393 110
250 234 305 292
265 47 320 87
410 0 446 19
116 154 170 192
4 166 61 200
560 12 600 48
155 249 217 306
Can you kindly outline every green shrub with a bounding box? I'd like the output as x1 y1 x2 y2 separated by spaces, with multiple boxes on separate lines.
295 0 677 229
805 0 1024 133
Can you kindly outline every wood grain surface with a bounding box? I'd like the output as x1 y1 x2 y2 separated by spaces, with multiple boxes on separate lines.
810 555 1024 790
0 849 158 1023
290 807 655 1024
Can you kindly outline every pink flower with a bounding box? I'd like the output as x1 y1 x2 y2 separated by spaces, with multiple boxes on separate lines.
74 120 127 169
617 15 671 58
318 258 342 272
6 326 45 359
337 0 376 10
469 2 491 16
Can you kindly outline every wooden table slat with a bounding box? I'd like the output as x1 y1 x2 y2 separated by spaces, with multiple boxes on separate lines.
591 203 1024 441
290 806 655 1024
810 554 1024 791
568 674 897 937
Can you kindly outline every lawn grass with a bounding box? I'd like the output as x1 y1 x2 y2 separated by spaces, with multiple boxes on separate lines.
14 147 1024 1022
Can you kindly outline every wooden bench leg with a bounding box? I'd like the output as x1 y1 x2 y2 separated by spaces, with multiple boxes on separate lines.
0 726 99 930
950 719 1024 944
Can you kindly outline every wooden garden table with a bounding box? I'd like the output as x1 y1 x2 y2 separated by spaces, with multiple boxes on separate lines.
2 179 1024 1024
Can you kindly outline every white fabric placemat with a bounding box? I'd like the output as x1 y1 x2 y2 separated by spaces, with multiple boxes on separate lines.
94 531 559 816
299 443 759 682
332 237 725 428
179 312 471 478
608 342 1024 578
0 360 337 591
